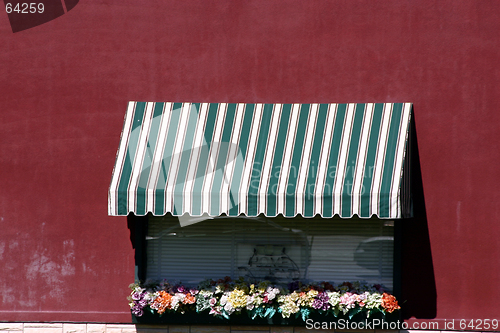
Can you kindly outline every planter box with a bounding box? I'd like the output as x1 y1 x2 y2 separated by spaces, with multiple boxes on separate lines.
132 308 400 326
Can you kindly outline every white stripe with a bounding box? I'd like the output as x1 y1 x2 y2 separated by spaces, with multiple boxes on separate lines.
314 104 337 216
371 103 393 216
296 103 319 215
277 104 301 214
220 104 246 214
333 103 356 214
257 104 282 214
390 103 412 218
351 103 374 216
239 104 263 214
202 103 227 215
164 103 191 213
183 103 209 215
146 103 172 214
109 101 136 215
128 102 155 213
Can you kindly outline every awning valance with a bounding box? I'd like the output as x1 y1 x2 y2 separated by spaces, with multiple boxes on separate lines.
109 102 412 218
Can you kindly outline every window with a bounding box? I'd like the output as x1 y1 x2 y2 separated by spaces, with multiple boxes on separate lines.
144 214 395 291
114 102 410 322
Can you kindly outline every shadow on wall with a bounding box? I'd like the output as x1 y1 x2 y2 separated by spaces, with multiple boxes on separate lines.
128 214 148 282
399 112 437 319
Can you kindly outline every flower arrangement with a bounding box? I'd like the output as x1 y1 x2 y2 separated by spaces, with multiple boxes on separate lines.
128 277 400 322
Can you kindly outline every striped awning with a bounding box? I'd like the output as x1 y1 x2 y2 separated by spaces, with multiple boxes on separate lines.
109 102 412 218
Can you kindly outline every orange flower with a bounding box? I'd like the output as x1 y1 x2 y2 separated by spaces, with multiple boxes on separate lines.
152 290 173 314
381 293 400 313
183 293 196 304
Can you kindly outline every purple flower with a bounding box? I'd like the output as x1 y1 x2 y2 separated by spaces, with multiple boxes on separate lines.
131 292 142 301
176 285 186 293
132 305 144 317
311 292 330 311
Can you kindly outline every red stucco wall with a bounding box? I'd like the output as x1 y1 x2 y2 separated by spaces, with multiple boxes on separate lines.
1 0 499 322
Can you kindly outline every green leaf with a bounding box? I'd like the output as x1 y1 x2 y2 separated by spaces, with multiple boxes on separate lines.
255 307 264 317
264 307 276 318
248 308 258 320
300 308 311 321
348 306 362 320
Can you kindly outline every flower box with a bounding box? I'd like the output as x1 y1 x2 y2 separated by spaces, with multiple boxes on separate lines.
128 277 401 326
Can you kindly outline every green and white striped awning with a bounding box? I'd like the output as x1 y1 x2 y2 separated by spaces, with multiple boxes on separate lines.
109 102 412 218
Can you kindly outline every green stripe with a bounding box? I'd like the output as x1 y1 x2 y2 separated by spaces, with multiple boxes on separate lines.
285 104 310 217
341 104 365 217
191 103 219 215
154 103 183 215
360 103 384 217
303 104 328 217
322 104 347 217
266 104 292 216
117 102 146 215
136 102 165 215
247 104 274 216
228 104 255 216
210 104 237 215
379 103 404 217
172 103 201 215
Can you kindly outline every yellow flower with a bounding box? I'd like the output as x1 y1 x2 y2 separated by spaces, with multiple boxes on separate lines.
307 289 319 298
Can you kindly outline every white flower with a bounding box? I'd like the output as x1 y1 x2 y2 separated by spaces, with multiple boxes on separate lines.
365 293 383 309
278 295 300 318
199 289 214 297
175 293 186 302
215 284 225 294
327 291 340 307
171 295 183 310
266 287 279 300
224 302 235 314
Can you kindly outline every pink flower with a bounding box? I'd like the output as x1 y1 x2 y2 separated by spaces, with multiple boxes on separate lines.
209 306 221 315
339 292 356 308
